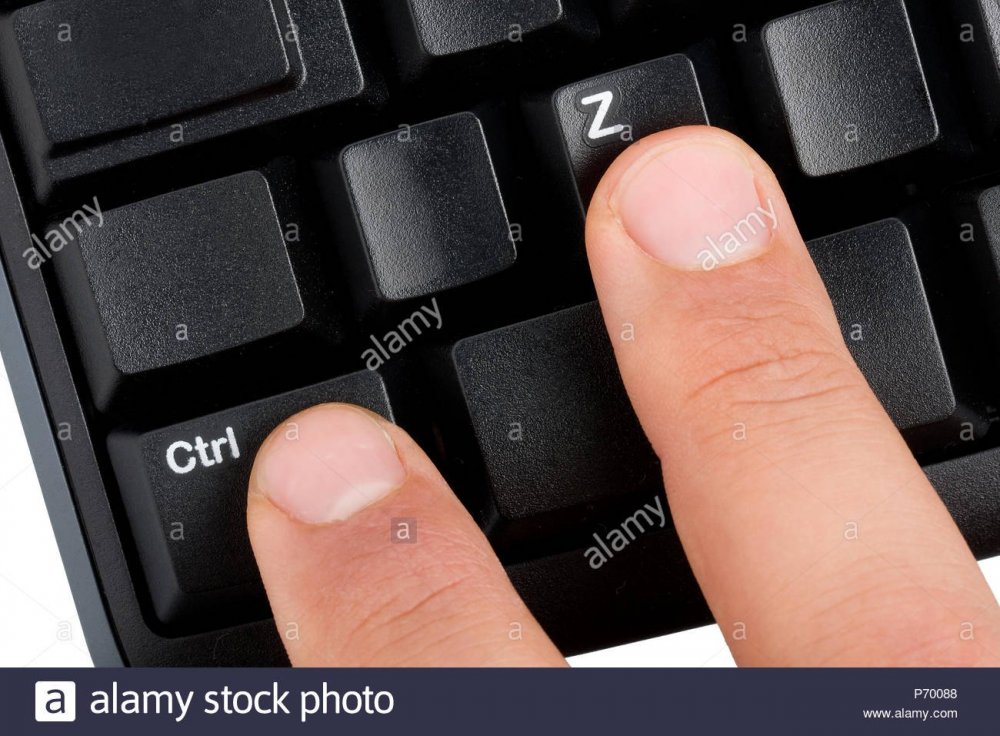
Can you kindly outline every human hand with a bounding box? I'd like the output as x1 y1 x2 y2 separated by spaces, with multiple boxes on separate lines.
245 126 1000 667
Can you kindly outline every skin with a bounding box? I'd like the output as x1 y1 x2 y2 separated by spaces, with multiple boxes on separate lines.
246 127 1000 667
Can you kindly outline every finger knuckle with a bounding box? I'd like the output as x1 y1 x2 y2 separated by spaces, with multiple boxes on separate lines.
680 297 868 420
791 569 998 666
330 530 499 664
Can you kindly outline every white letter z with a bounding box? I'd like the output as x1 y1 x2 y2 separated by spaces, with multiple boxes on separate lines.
580 90 625 141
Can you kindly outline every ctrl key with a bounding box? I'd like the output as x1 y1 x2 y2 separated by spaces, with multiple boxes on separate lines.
107 370 393 628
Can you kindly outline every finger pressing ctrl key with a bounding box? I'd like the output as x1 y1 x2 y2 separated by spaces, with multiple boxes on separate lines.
107 372 393 628
585 126 1000 666
247 404 566 666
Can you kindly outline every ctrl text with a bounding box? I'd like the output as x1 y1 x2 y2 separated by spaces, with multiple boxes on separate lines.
165 426 240 475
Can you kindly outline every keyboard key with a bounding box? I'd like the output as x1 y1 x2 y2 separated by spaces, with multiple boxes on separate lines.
960 184 1000 321
4 0 374 197
450 302 661 551
806 219 957 437
107 370 392 626
763 0 939 176
52 172 313 411
925 447 1000 560
969 184 1000 261
508 525 709 655
383 0 598 79
956 0 1000 134
328 112 516 305
12 0 291 144
537 54 709 209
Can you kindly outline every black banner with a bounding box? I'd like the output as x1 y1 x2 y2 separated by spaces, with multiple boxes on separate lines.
3 668 998 734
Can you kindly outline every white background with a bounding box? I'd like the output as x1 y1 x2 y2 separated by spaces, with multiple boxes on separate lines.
1 355 997 667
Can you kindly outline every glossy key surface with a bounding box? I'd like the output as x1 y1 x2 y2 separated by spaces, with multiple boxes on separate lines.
334 113 516 304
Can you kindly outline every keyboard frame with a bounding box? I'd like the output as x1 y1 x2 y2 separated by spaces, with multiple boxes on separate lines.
0 134 293 665
3 0 1000 666
0 136 118 664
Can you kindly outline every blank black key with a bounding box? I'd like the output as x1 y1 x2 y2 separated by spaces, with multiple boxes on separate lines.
2 0 372 196
962 185 1000 317
957 0 1000 133
763 0 939 176
451 302 661 551
925 447 1000 560
807 219 956 434
508 526 709 655
330 112 516 304
970 185 1000 265
52 172 307 411
538 54 708 209
383 0 598 79
11 0 291 144
107 370 392 626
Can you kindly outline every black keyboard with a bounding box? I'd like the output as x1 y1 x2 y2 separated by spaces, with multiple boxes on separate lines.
1 0 1000 666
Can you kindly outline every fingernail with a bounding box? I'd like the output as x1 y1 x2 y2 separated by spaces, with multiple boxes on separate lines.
252 405 405 524
613 141 776 271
